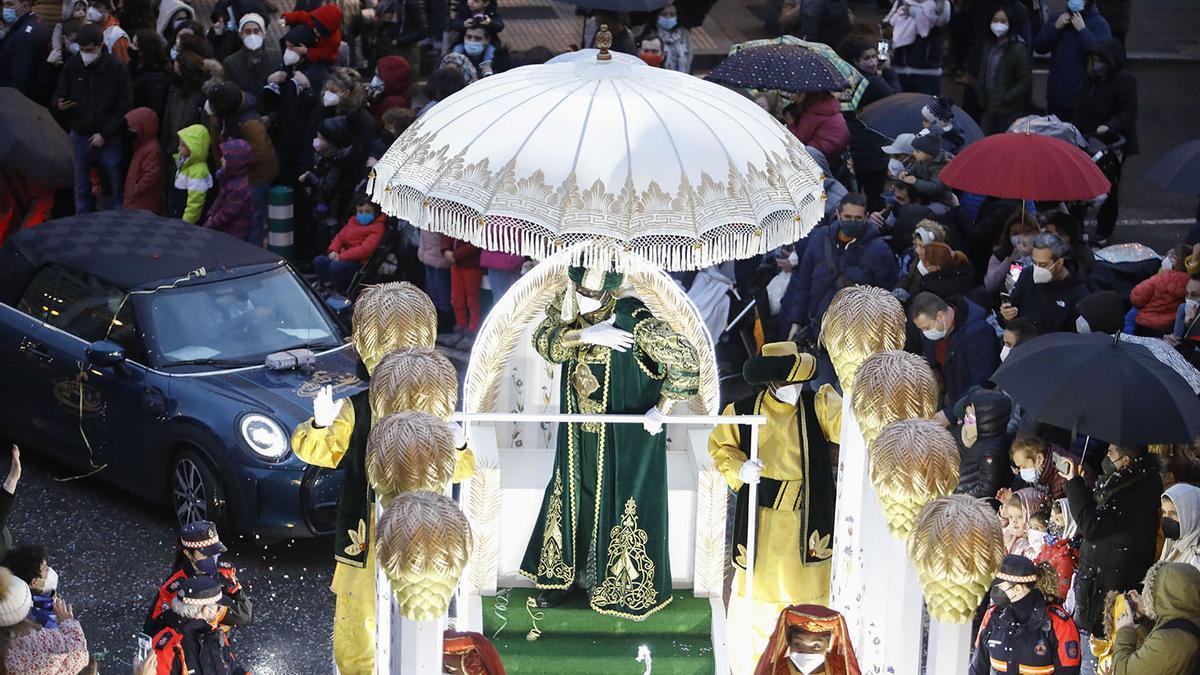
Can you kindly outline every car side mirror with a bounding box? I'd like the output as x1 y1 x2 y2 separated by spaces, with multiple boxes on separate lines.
86 340 126 368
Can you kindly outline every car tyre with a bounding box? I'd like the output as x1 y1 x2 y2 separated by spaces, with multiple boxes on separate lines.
171 449 228 531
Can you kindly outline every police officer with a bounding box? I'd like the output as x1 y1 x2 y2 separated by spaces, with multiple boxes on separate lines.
151 576 248 675
145 521 251 633
971 554 1082 675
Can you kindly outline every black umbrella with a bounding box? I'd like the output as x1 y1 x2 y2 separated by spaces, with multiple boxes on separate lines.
858 92 984 147
990 332 1200 446
559 0 666 11
1145 138 1200 194
0 88 73 189
706 43 849 94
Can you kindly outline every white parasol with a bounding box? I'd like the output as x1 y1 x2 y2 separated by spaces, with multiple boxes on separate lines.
370 47 826 271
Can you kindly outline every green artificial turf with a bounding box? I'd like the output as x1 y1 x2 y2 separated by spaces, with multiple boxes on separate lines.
482 588 715 674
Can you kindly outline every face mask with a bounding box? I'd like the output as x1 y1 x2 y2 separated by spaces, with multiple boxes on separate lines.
172 16 187 29
2 8 17 23
85 6 103 22
1000 344 1012 362
1067 0 1085 11
203 100 214 116
212 21 224 35
576 293 603 314
282 47 301 66
961 413 978 448
322 90 340 107
922 313 947 342
195 554 220 576
888 158 906 177
1163 517 1181 540
658 16 678 31
463 41 485 56
1019 466 1039 483
1075 315 1091 334
990 585 1012 607
990 22 1009 37
772 383 802 405
80 49 99 65
169 46 178 61
640 52 664 67
1187 298 1200 312
1101 457 1117 475
839 218 866 240
1027 529 1046 552
40 567 59 594
917 260 932 277
312 137 326 154
788 652 827 675
1032 264 1054 284
370 75 384 89
242 33 263 50
356 212 375 225
68 42 80 54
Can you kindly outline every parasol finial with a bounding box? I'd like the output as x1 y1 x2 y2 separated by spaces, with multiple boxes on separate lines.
595 24 613 61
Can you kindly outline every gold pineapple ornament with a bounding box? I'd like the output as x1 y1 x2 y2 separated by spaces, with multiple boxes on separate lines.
376 491 473 621
369 347 459 420
366 411 457 502
908 495 1005 623
869 419 959 539
850 350 939 448
819 286 905 394
351 282 438 373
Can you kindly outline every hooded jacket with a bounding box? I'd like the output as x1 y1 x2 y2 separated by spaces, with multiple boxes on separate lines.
1160 482 1200 565
787 95 849 167
952 387 1013 502
367 55 411 127
155 0 195 38
282 4 342 64
212 91 278 186
202 139 253 240
52 49 132 139
1033 4 1111 113
781 222 899 334
328 213 385 263
919 296 1000 420
1036 534 1081 601
1112 563 1200 674
1075 39 1138 155
174 124 212 224
123 107 163 213
1130 269 1189 333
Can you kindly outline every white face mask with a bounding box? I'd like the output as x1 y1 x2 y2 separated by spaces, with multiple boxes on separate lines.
203 99 214 115
1162 256 1173 271
40 567 59 594
789 652 827 675
1019 466 1039 483
322 90 340 107
369 74 384 89
990 21 1009 37
85 6 103 22
1075 315 1091 334
772 383 802 405
1027 529 1046 552
917 260 931 276
282 47 301 66
1187 298 1200 312
888 158 906 177
80 49 99 65
1032 264 1054 284
576 293 602 314
242 33 263 50
922 314 947 341
1000 344 1012 362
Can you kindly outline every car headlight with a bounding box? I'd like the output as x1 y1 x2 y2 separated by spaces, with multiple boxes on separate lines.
239 414 289 460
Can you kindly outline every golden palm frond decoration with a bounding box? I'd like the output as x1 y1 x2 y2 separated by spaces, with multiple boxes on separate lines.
908 495 1005 623
352 282 438 373
376 490 473 621
370 347 458 420
366 411 456 501
850 350 939 448
819 286 905 393
869 419 960 539
465 461 501 593
693 469 729 596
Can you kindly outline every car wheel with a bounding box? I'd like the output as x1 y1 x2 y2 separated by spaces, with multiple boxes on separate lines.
171 449 227 530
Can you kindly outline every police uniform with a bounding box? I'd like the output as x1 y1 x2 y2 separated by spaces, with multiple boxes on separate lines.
151 577 247 675
145 521 252 633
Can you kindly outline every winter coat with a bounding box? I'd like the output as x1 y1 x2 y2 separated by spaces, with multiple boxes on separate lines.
3 619 90 675
1033 5 1111 113
967 0 1032 74
1075 39 1138 155
214 93 278 186
131 65 171 123
283 5 342 64
442 236 480 269
259 61 329 183
202 139 253 239
151 612 247 675
786 96 849 167
328 213 385 263
52 50 132 139
221 45 281 95
971 595 1082 675
976 37 1031 123
174 124 213 224
1112 563 1200 674
375 0 428 52
418 230 449 268
367 55 411 127
907 151 953 205
1130 269 1189 332
859 69 899 107
123 107 163 213
159 82 206 161
1036 539 1080 601
155 0 195 39
952 387 1013 502
781 223 898 333
920 297 1000 419
0 11 52 99
1007 265 1090 333
1067 455 1163 636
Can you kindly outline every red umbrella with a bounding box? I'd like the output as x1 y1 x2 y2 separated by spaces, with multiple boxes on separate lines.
939 132 1111 201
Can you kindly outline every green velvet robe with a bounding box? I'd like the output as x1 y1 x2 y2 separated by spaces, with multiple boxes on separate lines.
519 293 700 620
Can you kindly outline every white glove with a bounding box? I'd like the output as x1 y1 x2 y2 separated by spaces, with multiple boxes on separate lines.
738 459 764 485
579 318 634 352
450 421 468 449
312 385 345 428
642 406 666 436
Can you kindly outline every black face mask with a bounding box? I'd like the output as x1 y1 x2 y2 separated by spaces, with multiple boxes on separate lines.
1163 517 1182 541
1102 457 1118 475
839 218 867 240
990 586 1011 607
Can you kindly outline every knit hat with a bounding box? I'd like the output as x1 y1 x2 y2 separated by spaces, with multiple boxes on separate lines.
881 132 917 156
0 568 33 627
1076 291 1127 334
921 96 955 124
282 23 316 48
994 554 1037 585
743 341 818 385
238 12 265 32
317 115 353 147
205 81 243 118
912 132 942 156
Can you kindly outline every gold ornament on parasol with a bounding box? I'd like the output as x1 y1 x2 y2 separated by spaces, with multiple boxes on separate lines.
366 411 457 502
819 286 906 393
908 495 1005 623
850 350 939 448
869 419 959 539
352 282 438 373
376 490 473 621
369 348 458 420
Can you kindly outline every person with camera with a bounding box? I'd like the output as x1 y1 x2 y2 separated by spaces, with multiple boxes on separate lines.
1109 562 1200 674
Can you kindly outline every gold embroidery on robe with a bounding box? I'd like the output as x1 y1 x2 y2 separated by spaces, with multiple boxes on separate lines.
537 475 574 584
591 498 657 613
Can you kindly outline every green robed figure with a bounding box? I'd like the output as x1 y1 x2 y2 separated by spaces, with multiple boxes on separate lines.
519 265 700 620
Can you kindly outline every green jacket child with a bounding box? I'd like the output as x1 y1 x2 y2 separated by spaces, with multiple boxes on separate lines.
174 124 213 224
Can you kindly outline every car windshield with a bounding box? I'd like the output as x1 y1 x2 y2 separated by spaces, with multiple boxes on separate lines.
145 266 341 367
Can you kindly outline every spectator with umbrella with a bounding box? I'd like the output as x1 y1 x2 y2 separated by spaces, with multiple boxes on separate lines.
1000 233 1090 333
859 94 981 153
837 37 898 107
784 91 849 168
1075 39 1138 246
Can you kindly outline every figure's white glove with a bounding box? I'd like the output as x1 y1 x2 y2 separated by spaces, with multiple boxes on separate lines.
450 421 468 449
579 317 634 352
642 406 666 436
312 385 344 428
738 459 764 485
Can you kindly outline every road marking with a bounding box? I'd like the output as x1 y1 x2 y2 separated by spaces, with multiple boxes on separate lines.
1115 218 1194 226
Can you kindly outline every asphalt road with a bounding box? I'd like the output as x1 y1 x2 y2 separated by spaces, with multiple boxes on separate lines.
5 451 333 675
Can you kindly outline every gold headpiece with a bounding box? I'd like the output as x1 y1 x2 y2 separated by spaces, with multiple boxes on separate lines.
366 411 457 502
850 350 939 448
869 419 960 539
376 491 472 621
370 348 458 420
908 495 1005 623
351 282 438 374
819 286 905 392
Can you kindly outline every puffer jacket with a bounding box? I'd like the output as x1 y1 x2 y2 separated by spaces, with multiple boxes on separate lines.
1036 538 1080 601
1111 562 1200 674
123 107 163 213
282 4 342 64
786 96 849 167
368 55 411 128
173 124 213 224
202 139 253 240
952 387 1013 502
1130 269 1189 333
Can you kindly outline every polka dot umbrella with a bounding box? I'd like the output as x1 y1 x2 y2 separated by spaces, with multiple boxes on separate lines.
706 43 850 95
729 37 869 112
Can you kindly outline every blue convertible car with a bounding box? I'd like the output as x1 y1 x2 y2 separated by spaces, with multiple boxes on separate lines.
0 211 365 538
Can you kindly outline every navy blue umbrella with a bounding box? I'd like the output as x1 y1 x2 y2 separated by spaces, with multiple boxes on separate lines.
706 43 849 94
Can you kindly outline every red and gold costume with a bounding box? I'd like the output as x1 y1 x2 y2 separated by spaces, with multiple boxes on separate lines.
754 605 861 675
